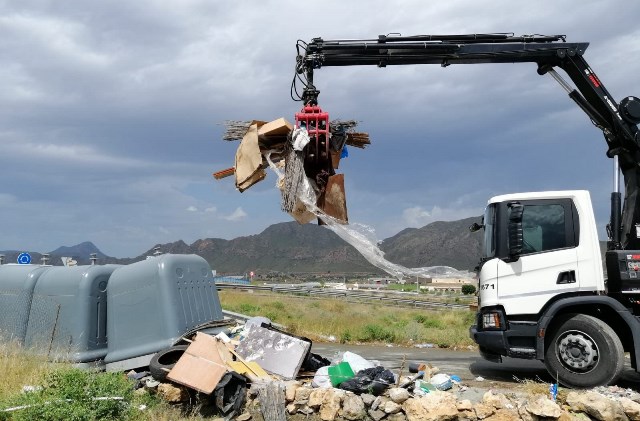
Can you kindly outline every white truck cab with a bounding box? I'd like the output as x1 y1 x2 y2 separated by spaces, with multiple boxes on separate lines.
471 190 640 387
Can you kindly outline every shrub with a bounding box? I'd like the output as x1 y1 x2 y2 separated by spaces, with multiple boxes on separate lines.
238 303 261 314
413 314 428 324
461 284 477 295
2 367 135 421
358 324 397 342
340 330 352 343
268 301 286 311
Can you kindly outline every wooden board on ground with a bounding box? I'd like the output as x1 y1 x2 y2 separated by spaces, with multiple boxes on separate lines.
167 332 227 394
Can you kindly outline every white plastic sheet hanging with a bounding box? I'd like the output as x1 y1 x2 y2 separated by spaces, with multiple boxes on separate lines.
264 151 470 280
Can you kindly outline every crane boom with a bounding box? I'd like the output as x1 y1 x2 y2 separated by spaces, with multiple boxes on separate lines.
294 33 640 249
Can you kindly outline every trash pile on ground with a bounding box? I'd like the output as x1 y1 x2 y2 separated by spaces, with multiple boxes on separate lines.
122 316 640 420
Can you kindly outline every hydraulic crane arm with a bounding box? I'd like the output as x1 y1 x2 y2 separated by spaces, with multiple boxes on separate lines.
294 33 640 249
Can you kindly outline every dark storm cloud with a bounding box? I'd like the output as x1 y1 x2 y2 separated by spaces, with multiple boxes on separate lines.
1 0 638 256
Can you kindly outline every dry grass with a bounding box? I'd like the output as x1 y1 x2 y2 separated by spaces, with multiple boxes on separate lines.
0 341 52 400
219 290 476 348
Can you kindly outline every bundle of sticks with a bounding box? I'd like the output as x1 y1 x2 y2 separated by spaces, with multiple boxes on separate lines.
222 119 370 149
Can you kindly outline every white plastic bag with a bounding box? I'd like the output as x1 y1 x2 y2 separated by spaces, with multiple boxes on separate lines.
336 351 375 374
312 366 332 388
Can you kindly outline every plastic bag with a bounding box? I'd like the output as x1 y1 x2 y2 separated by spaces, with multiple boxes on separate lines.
335 351 375 374
339 366 395 396
312 366 332 388
430 373 452 391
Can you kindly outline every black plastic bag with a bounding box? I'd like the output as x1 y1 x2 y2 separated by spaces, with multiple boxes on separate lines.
339 366 395 395
213 372 247 420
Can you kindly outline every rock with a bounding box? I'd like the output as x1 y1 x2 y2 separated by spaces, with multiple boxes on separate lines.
157 383 189 403
457 399 473 411
566 391 628 421
484 408 521 420
402 392 458 421
285 380 301 402
294 386 312 403
517 405 536 421
403 398 426 421
458 409 477 421
372 396 385 411
368 408 387 421
342 395 366 420
247 384 260 399
236 412 252 421
300 406 315 415
286 403 299 414
474 402 495 419
482 391 513 410
320 388 346 421
525 394 562 418
387 413 408 421
381 400 402 414
621 397 640 421
361 393 376 407
388 388 410 404
558 410 586 420
309 388 328 409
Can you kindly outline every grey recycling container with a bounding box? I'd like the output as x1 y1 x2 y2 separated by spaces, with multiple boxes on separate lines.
0 264 49 343
24 264 121 364
104 254 223 370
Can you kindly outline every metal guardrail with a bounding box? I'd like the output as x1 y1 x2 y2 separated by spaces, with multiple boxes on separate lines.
216 283 472 310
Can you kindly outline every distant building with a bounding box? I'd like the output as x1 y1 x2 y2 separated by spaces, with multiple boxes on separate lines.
367 277 398 285
213 275 250 285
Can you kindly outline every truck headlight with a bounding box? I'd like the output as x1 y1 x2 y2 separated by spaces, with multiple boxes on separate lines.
482 311 502 329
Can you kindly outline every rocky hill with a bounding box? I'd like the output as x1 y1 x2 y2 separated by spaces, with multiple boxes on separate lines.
1 217 485 273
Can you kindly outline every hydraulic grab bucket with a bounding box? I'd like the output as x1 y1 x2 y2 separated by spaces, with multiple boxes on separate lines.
294 105 348 224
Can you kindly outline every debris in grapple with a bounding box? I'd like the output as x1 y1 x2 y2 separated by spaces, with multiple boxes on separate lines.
215 110 370 225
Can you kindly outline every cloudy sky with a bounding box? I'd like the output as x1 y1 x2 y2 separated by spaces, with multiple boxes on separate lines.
1 0 639 258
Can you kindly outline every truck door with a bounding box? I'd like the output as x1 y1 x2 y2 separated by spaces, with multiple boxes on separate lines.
497 199 579 315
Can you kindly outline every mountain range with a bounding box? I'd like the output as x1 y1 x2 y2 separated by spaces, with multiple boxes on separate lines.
0 217 484 274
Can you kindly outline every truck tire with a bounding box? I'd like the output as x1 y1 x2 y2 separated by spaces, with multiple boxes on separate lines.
149 345 189 381
544 314 623 388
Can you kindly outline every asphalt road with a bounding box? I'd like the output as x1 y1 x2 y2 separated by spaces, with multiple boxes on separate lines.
311 342 640 390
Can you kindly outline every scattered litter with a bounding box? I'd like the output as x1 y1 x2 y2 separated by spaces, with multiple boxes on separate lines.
430 373 453 391
21 386 42 393
339 366 395 396
245 316 272 329
550 383 558 401
408 362 427 373
167 332 228 394
145 378 160 388
235 323 311 380
334 351 375 374
415 343 435 349
216 331 232 343
475 376 485 382
312 366 332 388
414 379 436 396
450 375 462 383
328 362 355 387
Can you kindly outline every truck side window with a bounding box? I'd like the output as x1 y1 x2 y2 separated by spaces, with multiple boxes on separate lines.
520 204 566 253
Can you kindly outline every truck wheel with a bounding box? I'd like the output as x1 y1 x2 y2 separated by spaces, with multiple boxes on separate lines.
544 314 623 388
149 345 188 381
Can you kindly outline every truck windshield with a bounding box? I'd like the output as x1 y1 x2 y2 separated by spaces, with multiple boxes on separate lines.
482 204 496 259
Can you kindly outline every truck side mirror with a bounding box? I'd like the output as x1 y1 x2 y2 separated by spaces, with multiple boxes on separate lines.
469 222 484 232
508 203 524 259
